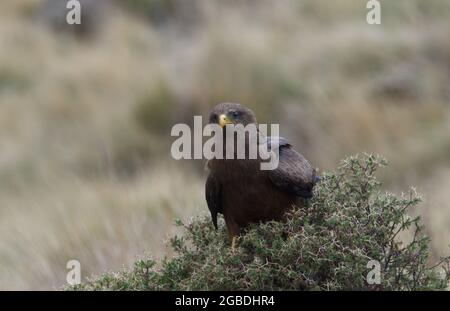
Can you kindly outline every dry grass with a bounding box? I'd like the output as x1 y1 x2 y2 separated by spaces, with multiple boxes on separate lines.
0 164 204 290
0 0 449 289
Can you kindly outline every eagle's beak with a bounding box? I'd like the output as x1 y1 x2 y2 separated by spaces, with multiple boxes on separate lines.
218 114 233 128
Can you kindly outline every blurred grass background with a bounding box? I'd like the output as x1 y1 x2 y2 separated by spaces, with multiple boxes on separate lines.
0 0 449 289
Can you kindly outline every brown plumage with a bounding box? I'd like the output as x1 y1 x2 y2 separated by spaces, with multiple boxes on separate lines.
205 103 318 251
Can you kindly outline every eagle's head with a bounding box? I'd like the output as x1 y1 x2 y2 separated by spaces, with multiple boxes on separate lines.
209 103 257 128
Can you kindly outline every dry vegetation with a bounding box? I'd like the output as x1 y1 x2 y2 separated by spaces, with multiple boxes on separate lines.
0 0 449 289
70 155 450 291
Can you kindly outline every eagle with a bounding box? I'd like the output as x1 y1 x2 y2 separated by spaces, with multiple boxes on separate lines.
205 103 318 251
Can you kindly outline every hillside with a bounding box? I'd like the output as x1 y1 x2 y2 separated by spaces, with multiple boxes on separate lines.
1 0 450 289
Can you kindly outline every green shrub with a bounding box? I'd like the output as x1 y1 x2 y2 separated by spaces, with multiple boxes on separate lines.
134 80 177 135
119 0 175 24
118 0 202 28
0 69 29 92
70 154 450 290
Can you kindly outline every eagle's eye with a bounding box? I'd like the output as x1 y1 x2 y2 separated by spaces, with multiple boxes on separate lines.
229 110 240 118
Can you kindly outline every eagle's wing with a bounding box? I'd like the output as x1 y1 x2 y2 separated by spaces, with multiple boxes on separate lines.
266 136 317 199
205 171 222 230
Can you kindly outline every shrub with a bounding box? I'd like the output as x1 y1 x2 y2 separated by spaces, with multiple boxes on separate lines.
134 80 177 135
70 154 450 290
118 0 203 28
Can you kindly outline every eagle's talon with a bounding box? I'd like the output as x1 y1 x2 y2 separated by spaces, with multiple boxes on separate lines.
231 236 238 253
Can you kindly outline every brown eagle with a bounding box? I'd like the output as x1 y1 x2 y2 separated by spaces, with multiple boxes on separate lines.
205 102 318 251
